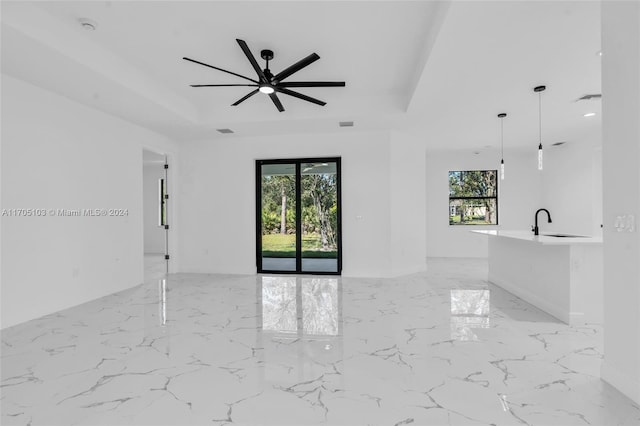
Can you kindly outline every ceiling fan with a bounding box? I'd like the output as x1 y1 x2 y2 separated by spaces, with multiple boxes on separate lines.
183 39 345 112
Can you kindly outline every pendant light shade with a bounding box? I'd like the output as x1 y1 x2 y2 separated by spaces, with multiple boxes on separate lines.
498 113 507 180
538 143 543 170
534 85 546 170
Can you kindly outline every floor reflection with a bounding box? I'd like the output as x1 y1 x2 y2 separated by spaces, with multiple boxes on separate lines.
258 276 343 386
141 278 171 355
302 278 340 336
260 276 341 337
261 276 298 333
160 278 167 326
450 289 490 341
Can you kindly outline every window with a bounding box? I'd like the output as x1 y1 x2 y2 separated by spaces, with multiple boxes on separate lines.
449 170 497 225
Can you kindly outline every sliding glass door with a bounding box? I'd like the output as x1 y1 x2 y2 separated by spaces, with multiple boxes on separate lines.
257 158 341 275
258 162 297 272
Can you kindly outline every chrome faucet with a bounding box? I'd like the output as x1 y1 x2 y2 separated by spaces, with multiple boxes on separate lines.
533 208 552 236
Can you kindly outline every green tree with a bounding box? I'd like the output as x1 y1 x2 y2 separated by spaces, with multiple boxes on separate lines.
449 170 497 224
261 175 295 234
302 173 337 250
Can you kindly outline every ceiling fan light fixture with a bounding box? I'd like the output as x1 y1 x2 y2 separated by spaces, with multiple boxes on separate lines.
259 85 275 94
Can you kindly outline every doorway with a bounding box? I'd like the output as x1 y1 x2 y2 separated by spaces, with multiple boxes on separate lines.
143 149 169 281
256 158 342 275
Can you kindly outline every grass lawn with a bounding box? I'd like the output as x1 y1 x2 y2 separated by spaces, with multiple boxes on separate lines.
262 233 337 258
449 216 493 225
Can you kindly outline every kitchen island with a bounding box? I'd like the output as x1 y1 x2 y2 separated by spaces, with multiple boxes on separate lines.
472 230 603 325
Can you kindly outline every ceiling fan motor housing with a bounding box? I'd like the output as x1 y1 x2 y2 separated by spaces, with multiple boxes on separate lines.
260 49 274 61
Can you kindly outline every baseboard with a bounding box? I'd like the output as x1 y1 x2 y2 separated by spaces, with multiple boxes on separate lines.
601 361 640 405
489 274 569 323
389 264 428 277
569 311 586 325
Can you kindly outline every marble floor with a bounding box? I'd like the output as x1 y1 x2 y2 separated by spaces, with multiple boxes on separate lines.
2 259 639 425
144 253 167 282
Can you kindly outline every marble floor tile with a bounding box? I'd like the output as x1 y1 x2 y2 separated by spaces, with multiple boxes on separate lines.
2 258 639 425
144 254 167 282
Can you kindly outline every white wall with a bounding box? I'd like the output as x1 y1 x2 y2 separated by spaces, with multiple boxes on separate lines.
601 1 640 405
540 141 603 237
425 148 540 258
177 130 426 278
143 163 165 254
390 131 427 274
0 74 178 329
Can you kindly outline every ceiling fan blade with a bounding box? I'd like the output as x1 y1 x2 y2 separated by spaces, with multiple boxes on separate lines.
273 53 320 82
236 39 268 83
278 81 345 88
190 84 258 87
183 57 258 83
276 88 326 106
231 89 259 106
269 93 285 112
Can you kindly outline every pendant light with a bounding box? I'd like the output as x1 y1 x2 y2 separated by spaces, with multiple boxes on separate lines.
498 113 507 180
534 85 546 170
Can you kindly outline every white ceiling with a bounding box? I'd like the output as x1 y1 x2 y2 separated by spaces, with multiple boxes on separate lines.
1 1 602 149
406 1 602 151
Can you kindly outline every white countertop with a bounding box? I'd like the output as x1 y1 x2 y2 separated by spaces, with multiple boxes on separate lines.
471 230 603 245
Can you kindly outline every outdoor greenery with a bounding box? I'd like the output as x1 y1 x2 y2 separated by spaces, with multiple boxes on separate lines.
261 169 338 258
449 170 498 225
261 234 337 258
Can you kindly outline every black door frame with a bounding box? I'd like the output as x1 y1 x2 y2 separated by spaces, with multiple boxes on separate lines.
256 157 342 275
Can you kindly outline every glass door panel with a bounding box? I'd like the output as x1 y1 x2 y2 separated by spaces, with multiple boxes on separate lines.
301 161 339 273
257 158 341 275
259 163 297 272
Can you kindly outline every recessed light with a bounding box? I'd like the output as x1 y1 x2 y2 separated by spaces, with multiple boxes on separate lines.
78 18 97 31
596 50 603 57
583 112 596 117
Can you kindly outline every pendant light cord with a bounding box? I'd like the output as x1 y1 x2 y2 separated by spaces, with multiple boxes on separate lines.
500 116 504 159
538 92 542 147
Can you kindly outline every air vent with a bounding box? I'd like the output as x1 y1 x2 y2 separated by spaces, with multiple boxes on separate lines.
216 128 234 134
339 121 354 127
576 94 602 101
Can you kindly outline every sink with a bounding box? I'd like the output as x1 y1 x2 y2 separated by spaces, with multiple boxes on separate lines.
543 233 588 238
